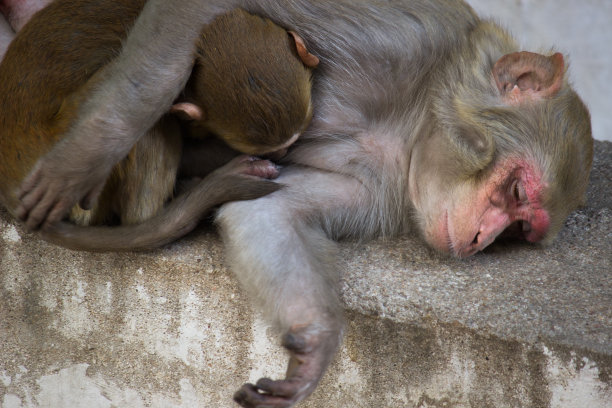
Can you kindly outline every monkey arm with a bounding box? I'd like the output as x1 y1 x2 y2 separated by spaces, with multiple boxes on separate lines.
14 0 406 230
216 166 372 407
15 0 240 230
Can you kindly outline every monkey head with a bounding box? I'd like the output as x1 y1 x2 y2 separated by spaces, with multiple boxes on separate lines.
411 51 593 257
176 51 314 157
170 11 319 158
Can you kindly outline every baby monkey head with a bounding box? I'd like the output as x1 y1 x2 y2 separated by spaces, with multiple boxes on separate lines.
171 9 319 157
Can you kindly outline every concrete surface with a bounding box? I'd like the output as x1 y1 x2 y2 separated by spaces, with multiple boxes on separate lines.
466 0 612 142
1 141 610 408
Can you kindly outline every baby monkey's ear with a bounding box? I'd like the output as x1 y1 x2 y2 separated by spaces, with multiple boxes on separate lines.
288 30 319 68
170 102 205 121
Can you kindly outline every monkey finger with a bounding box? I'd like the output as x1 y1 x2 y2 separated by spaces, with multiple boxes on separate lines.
15 182 47 222
236 155 261 163
23 189 58 231
79 181 106 211
44 197 74 228
16 161 43 200
255 377 308 399
233 383 294 408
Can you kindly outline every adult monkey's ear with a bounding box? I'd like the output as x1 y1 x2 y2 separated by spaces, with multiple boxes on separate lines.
493 51 564 105
288 31 320 68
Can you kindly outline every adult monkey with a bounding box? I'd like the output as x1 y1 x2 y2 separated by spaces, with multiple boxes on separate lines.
14 1 593 407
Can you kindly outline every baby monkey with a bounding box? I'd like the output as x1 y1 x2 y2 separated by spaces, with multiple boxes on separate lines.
174 9 318 156
0 1 318 250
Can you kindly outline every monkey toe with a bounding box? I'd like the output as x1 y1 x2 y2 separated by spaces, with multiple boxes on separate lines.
255 377 307 398
243 158 280 179
221 155 280 180
233 328 334 407
233 383 295 408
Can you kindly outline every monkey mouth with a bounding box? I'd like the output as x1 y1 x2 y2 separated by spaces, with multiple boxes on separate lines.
499 221 524 239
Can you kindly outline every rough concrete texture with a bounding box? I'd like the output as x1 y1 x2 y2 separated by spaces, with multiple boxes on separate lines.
1 142 610 408
466 0 612 142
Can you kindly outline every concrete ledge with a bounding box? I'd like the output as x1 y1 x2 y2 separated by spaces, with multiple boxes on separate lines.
1 141 610 407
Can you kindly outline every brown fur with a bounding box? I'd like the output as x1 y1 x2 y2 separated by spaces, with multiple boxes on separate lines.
181 9 314 154
0 1 318 247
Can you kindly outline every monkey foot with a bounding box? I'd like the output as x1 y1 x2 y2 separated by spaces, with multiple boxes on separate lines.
234 327 340 408
235 155 280 179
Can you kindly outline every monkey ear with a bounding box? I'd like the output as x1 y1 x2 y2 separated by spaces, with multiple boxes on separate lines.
170 102 205 121
288 31 320 68
493 52 564 105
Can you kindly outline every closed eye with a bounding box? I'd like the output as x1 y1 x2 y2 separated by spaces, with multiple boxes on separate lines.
511 179 528 204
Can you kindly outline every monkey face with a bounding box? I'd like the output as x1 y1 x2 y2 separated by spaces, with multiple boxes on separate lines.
410 132 552 258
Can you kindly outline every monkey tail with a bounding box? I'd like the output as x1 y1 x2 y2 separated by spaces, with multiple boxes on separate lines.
40 177 281 252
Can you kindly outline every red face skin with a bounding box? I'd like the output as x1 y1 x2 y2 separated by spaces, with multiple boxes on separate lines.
427 157 550 257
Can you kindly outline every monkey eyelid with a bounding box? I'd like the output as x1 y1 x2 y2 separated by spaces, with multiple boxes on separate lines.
510 179 528 204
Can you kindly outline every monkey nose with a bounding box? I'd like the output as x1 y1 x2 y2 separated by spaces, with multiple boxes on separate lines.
467 221 509 255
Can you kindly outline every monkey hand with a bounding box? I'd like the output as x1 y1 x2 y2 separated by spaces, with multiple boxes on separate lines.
15 134 117 231
234 325 340 408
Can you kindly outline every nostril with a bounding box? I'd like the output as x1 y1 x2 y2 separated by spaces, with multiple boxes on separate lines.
472 232 480 245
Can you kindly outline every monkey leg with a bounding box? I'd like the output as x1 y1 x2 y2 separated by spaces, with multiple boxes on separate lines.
40 155 282 251
113 116 182 225
217 167 369 407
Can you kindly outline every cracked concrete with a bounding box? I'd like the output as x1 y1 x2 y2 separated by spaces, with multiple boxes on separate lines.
1 141 610 407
